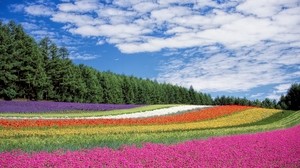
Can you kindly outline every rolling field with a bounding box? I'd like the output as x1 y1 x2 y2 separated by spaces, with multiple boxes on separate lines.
0 101 299 167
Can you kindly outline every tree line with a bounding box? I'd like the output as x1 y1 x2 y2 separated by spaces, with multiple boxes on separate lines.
0 21 299 110
0 21 213 105
213 83 300 111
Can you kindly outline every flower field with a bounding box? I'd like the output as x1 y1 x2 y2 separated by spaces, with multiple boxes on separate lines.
0 101 299 167
0 101 142 113
1 125 299 167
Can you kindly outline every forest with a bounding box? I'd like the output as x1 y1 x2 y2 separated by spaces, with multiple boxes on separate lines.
0 21 299 110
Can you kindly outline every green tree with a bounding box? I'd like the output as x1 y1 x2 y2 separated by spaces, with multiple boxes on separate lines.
188 86 197 104
1 20 218 104
1 21 48 100
283 83 300 110
122 76 135 104
0 21 18 100
100 72 123 104
79 65 102 103
261 98 274 108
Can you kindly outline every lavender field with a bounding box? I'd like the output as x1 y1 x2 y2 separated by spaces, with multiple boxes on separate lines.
0 100 141 113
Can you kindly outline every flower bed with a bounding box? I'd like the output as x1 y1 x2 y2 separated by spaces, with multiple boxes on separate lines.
0 101 142 113
1 125 299 167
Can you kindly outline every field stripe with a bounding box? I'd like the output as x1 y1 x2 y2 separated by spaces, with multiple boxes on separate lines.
0 111 299 152
0 108 281 137
0 125 299 167
0 105 174 118
97 105 211 119
0 105 250 128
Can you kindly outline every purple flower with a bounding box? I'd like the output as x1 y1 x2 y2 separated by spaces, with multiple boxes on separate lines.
0 100 141 113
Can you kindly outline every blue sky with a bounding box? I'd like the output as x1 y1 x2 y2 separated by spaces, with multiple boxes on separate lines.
0 0 299 100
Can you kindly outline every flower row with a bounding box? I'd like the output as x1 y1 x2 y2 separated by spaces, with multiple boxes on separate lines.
1 124 299 167
0 100 142 113
1 110 299 152
0 105 250 128
0 104 173 118
97 105 210 119
0 108 281 137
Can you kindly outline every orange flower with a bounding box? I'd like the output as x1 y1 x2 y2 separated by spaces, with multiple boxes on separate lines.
0 105 252 128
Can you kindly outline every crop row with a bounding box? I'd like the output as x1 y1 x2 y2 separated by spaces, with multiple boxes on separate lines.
1 123 299 167
97 105 210 119
0 101 142 113
0 105 250 128
0 108 282 137
0 104 173 118
1 105 300 153
1 110 299 152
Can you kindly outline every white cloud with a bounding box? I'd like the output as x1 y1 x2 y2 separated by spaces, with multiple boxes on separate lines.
275 84 291 93
21 0 300 92
21 0 300 54
236 0 298 18
96 7 137 24
266 83 292 100
96 39 105 46
266 93 281 100
30 30 56 38
69 25 102 36
9 4 25 12
151 6 191 22
21 22 39 30
250 93 264 99
58 0 100 12
51 12 103 26
156 40 299 92
133 2 158 13
68 52 97 60
24 5 53 16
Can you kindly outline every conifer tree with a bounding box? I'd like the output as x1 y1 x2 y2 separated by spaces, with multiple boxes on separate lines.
0 21 18 100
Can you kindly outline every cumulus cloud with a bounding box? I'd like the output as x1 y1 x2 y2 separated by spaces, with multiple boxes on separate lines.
266 83 292 100
43 0 300 55
21 22 39 30
16 0 300 53
9 4 25 12
132 2 158 13
58 0 100 12
20 0 300 93
24 5 54 16
96 39 105 46
51 12 103 26
275 84 292 93
68 52 97 60
236 0 298 18
156 40 300 92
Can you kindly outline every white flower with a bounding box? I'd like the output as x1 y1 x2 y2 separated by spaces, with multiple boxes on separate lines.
98 105 212 119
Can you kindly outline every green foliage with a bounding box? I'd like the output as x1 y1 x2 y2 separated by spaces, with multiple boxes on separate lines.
214 83 300 110
278 83 300 110
0 21 298 107
213 96 278 109
0 21 48 100
2 88 17 100
0 20 213 104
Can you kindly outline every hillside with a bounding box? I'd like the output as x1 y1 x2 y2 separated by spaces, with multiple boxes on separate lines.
0 103 299 167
